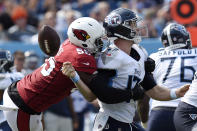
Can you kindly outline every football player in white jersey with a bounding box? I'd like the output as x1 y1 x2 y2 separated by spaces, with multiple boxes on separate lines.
62 8 189 131
170 28 197 131
0 50 24 130
143 23 197 131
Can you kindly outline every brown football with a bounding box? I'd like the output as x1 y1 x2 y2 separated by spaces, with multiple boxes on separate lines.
38 25 60 56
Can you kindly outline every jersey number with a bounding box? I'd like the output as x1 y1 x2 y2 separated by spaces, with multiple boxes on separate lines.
161 56 196 83
41 57 55 76
126 75 141 102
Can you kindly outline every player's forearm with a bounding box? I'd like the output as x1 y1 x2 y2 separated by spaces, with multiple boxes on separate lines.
75 79 97 102
145 85 172 101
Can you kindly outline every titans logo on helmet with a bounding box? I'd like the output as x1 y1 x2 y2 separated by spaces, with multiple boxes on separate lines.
105 13 122 25
72 28 90 42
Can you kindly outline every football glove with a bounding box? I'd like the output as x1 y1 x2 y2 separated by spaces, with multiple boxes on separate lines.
131 84 145 101
145 57 155 73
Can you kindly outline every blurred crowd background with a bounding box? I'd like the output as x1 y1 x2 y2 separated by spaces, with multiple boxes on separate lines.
0 0 196 131
0 0 175 43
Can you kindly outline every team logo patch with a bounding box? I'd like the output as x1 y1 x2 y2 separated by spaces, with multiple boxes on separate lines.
72 28 90 42
189 114 197 120
105 13 122 25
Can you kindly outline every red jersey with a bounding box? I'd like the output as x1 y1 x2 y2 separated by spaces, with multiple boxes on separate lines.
17 39 97 112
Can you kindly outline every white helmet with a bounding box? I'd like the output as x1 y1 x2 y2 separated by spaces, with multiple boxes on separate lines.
67 17 105 53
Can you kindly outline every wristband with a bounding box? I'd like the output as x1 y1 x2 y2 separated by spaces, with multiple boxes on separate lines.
170 89 177 99
70 72 80 83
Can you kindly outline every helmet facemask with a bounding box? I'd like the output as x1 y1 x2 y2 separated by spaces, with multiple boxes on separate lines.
90 36 111 54
122 17 148 44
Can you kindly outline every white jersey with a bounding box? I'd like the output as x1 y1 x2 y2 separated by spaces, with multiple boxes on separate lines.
97 44 147 123
150 48 197 109
0 72 24 90
181 71 197 107
0 72 24 123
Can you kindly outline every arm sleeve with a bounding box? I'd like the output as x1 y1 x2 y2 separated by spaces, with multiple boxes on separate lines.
140 72 157 91
88 69 132 104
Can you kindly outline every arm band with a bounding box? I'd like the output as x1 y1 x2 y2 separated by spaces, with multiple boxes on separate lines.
170 89 177 99
70 72 80 83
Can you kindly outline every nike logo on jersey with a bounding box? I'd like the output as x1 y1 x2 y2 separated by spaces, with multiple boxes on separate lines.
82 62 90 66
189 114 197 120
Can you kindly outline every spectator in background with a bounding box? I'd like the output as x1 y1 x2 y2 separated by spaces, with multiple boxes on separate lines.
144 8 158 38
43 10 56 28
63 10 82 39
0 0 15 40
97 1 110 22
154 4 173 36
7 6 37 42
71 90 92 131
10 51 26 75
44 97 78 131
55 8 82 41
30 10 57 44
89 1 109 23
2 0 17 17
119 1 130 9
36 0 58 16
24 50 39 75
65 10 82 27
72 0 96 17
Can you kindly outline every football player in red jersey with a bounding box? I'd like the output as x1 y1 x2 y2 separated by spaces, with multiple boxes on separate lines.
2 17 137 131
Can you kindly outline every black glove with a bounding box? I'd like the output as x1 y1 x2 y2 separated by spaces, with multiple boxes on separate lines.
145 57 155 73
131 84 145 101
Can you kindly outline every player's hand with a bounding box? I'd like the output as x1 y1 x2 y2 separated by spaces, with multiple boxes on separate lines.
145 57 155 73
131 84 145 101
62 62 76 78
176 84 190 97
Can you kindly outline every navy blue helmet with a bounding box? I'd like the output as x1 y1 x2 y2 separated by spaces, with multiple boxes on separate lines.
0 50 12 72
161 23 192 50
103 8 148 43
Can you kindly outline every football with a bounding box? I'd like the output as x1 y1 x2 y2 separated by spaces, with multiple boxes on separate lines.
38 25 60 56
